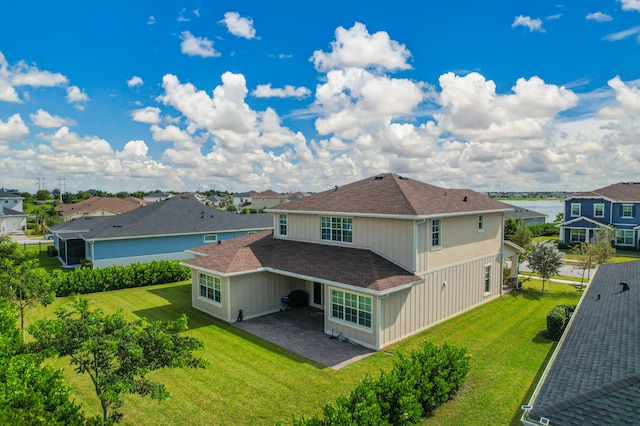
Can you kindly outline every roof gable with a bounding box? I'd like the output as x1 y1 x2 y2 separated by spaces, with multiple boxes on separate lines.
269 173 510 217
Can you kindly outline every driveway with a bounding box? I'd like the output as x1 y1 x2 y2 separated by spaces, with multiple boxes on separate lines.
234 306 374 370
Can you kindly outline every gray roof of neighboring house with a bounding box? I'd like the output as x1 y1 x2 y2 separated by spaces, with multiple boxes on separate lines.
269 173 512 217
574 182 640 202
50 216 112 240
0 190 22 198
184 231 422 293
528 261 640 425
59 194 273 240
0 207 27 216
502 203 547 221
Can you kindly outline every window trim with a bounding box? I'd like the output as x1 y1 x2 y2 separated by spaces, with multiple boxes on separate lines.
484 265 491 294
329 289 372 331
570 203 581 217
593 203 604 218
569 228 587 243
321 216 353 243
198 273 221 305
615 229 634 245
204 234 218 243
431 219 441 249
279 213 288 236
622 204 633 218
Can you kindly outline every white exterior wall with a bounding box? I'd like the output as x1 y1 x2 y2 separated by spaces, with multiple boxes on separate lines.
379 252 502 348
281 213 415 271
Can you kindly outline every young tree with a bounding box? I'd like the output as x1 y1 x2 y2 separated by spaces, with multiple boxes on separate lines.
30 298 207 423
0 301 90 425
511 218 533 252
0 237 55 341
571 228 615 291
527 241 564 292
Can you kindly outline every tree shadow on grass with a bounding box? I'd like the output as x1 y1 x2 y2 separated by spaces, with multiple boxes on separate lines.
131 283 328 370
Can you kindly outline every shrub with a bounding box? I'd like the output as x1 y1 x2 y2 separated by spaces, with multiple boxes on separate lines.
46 246 58 257
289 341 470 425
546 304 576 340
49 260 191 297
528 223 559 237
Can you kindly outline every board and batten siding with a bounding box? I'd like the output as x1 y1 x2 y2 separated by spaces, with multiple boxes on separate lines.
191 269 306 322
417 213 503 274
282 213 415 271
379 253 502 348
324 285 378 349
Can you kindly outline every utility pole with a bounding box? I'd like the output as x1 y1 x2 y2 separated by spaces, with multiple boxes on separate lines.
58 177 66 202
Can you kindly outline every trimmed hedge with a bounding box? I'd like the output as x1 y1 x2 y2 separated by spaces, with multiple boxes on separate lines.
290 341 470 426
47 260 191 297
546 304 576 340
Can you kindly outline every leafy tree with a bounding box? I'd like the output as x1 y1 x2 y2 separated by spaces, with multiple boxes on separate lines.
571 228 615 291
555 212 564 223
511 218 532 252
527 241 564 292
0 237 55 341
35 189 51 201
0 301 91 426
30 298 207 423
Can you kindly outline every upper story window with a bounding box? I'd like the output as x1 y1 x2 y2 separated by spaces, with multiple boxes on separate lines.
198 273 221 304
279 214 287 236
478 215 484 232
594 204 604 218
204 234 218 243
570 203 581 217
622 204 633 218
432 219 441 248
321 217 352 243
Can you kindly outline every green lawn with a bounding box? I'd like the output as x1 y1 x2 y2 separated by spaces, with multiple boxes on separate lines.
27 279 581 426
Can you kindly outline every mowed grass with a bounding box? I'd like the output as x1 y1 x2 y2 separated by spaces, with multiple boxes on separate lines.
27 279 582 426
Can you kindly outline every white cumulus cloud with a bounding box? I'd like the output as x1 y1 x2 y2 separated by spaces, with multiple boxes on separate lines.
0 113 29 139
512 15 545 32
221 12 257 39
252 84 311 99
180 31 220 58
66 86 89 103
131 106 162 124
127 76 144 87
619 0 640 12
30 109 76 128
587 12 613 22
311 22 412 72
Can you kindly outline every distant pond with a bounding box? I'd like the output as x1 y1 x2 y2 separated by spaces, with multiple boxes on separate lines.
503 199 564 223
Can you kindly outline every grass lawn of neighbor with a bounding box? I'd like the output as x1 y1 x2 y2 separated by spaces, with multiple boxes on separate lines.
27 278 582 425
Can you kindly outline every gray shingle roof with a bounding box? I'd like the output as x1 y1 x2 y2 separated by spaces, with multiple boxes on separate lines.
184 231 422 292
269 173 511 217
0 190 22 198
52 194 273 240
528 261 640 425
502 203 546 220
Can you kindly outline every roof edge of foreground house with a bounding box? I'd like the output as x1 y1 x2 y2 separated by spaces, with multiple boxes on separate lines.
183 173 514 351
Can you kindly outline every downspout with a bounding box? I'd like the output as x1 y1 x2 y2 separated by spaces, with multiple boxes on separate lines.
500 213 505 297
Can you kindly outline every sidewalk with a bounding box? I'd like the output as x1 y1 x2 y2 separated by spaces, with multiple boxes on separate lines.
0 230 48 245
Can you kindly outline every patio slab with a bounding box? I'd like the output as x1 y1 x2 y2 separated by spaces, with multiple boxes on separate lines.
233 307 374 370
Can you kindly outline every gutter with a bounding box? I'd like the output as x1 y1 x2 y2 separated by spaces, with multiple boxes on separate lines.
264 208 513 221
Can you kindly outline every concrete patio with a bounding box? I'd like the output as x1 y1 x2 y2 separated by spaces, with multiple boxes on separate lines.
233 306 374 370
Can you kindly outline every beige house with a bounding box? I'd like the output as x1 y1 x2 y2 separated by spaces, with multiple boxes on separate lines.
233 190 287 210
183 174 512 350
55 196 144 222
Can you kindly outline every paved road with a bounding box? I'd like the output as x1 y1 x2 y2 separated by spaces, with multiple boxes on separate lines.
0 230 49 245
520 261 594 279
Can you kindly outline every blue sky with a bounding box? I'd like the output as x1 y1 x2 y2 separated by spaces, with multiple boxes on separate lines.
1 1 639 194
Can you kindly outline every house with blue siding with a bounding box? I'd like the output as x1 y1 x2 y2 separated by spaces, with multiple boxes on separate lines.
50 194 273 268
559 182 640 249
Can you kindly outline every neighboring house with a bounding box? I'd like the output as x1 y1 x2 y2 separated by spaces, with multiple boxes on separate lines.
183 173 513 350
206 195 229 207
143 192 174 203
522 261 640 425
0 190 27 232
232 190 287 209
55 196 144 222
503 203 547 225
559 182 640 249
50 194 273 268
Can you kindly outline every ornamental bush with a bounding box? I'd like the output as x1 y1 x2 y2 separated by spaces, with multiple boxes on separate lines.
546 304 576 340
290 341 470 426
49 260 191 297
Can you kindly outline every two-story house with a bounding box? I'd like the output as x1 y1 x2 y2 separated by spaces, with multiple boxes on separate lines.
183 174 512 350
0 190 27 232
559 182 640 249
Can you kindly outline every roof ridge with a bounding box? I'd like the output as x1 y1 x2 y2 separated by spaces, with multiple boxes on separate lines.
387 174 420 216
